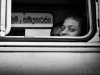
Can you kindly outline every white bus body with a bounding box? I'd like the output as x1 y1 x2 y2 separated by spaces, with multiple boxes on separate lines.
0 0 100 75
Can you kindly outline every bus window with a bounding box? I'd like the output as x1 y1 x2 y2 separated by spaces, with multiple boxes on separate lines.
0 0 98 42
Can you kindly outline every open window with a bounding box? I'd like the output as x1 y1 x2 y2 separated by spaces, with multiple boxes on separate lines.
0 0 97 42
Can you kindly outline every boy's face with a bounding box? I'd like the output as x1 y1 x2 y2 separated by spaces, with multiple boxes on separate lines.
60 18 81 36
51 27 62 36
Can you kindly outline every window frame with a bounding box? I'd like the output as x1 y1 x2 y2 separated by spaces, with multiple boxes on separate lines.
0 0 6 36
0 0 97 42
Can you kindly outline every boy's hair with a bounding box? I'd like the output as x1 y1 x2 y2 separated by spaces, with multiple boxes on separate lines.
65 13 87 36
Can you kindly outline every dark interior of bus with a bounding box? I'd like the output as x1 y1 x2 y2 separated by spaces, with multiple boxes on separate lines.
7 0 87 36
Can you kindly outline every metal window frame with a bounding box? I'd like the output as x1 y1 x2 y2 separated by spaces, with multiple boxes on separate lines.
0 0 97 42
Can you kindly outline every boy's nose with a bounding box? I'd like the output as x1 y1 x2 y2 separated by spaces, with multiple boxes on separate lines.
60 31 68 36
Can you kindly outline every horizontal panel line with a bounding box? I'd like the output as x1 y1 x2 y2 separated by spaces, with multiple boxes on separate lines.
0 45 100 47
0 51 100 53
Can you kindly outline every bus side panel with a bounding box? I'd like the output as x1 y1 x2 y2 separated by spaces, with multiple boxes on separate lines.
0 48 100 75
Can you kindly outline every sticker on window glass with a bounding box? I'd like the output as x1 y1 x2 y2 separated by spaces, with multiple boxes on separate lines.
11 13 53 27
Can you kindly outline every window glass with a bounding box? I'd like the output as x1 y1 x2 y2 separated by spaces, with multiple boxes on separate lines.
7 0 87 37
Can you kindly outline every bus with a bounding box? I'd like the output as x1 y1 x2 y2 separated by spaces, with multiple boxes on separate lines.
0 0 100 75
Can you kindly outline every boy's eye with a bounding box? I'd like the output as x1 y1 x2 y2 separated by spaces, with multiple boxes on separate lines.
61 25 66 31
69 27 76 32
